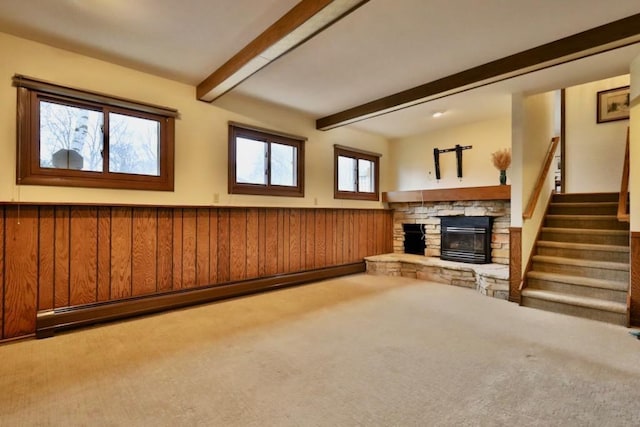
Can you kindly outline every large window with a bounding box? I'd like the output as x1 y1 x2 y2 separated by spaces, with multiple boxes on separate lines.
14 75 176 191
228 123 305 197
334 145 380 201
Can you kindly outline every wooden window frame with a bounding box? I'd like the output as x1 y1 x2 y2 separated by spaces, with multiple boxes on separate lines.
228 123 305 197
14 75 176 191
334 145 380 201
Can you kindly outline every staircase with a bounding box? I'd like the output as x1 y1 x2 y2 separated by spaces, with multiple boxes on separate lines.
521 192 630 325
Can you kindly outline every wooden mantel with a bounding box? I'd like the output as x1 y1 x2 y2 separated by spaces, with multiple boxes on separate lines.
383 185 510 203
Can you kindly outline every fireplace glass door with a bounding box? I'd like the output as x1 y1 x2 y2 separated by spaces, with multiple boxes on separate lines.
440 216 493 264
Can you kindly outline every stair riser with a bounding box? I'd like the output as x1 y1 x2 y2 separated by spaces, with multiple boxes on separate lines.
540 231 629 246
544 218 628 230
536 246 629 263
521 296 627 325
552 193 619 203
526 278 628 303
547 205 617 215
531 261 629 282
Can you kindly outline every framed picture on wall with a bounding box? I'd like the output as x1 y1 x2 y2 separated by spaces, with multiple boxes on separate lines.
597 85 630 123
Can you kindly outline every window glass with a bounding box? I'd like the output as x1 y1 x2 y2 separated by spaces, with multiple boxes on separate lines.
270 142 296 186
40 101 103 172
235 137 267 185
358 159 374 193
109 112 160 176
338 155 356 191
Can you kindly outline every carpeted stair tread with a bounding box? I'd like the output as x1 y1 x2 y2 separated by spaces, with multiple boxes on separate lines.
547 202 618 215
543 215 629 230
549 202 618 208
526 270 628 292
521 289 627 313
532 255 629 271
551 192 619 203
545 214 620 221
536 240 629 252
541 227 628 236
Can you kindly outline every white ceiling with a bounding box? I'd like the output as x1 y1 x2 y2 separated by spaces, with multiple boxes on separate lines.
1 0 639 139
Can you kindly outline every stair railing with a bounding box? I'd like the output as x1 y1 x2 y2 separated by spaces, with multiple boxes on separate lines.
617 128 630 222
523 136 560 219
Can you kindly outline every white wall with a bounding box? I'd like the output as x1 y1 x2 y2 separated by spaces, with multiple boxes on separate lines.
388 116 511 190
565 75 630 193
512 90 559 269
0 32 390 208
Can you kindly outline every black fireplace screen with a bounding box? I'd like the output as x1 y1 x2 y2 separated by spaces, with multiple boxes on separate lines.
440 216 493 264
403 223 425 255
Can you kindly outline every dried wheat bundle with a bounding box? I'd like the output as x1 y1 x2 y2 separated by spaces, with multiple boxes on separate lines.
491 148 511 170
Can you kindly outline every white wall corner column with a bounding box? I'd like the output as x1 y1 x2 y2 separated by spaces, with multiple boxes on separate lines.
629 53 640 325
510 93 524 229
517 90 559 270
630 56 640 232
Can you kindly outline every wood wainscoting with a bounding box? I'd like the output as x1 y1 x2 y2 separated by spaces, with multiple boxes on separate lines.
0 205 393 340
509 227 522 303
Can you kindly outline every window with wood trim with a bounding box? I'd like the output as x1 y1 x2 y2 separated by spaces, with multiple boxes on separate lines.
334 145 380 201
14 75 177 191
228 123 305 197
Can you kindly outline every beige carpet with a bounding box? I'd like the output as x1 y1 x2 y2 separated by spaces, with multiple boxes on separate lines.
1 274 639 426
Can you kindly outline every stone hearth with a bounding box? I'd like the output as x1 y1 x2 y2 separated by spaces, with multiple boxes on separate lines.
365 253 509 300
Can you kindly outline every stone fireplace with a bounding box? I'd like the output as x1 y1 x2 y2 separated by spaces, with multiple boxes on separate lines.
392 200 510 265
368 187 510 299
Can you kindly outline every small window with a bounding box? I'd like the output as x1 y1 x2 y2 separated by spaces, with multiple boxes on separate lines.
228 123 305 197
334 145 380 201
14 75 176 191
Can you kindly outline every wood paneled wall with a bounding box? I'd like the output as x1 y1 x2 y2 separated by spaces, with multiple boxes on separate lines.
0 205 393 340
508 227 522 303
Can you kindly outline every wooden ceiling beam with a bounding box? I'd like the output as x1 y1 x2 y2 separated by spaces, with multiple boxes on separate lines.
197 0 368 102
316 13 640 131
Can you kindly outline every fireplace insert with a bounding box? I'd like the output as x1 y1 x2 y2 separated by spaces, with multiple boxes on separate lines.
440 216 493 264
